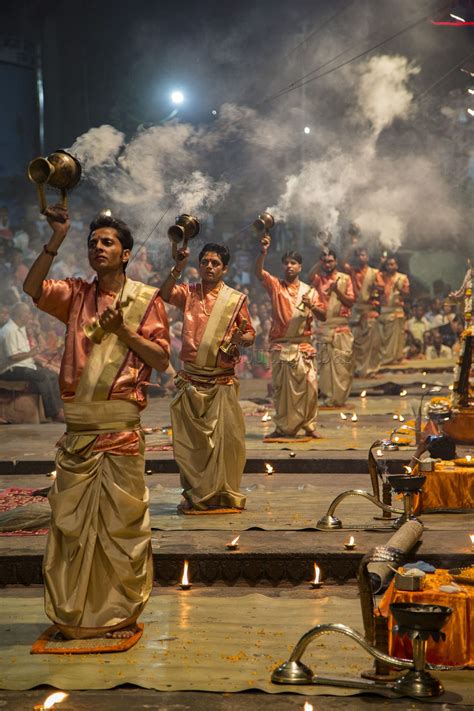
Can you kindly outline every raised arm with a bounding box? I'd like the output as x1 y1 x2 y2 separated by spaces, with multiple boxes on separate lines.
255 235 270 281
159 245 189 302
23 206 70 301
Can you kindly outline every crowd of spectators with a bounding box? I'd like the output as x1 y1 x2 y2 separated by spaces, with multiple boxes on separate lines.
0 200 467 417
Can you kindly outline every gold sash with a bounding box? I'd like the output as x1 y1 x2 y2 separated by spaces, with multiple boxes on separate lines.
284 281 313 340
358 266 377 304
75 279 158 402
326 272 349 320
195 284 244 368
64 400 141 433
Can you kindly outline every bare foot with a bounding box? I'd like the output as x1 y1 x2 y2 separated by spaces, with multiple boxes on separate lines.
105 624 139 639
306 430 323 439
177 498 194 513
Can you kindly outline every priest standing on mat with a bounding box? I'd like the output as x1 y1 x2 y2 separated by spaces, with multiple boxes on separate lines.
374 254 410 366
23 207 170 640
310 249 355 407
255 234 326 439
159 241 255 514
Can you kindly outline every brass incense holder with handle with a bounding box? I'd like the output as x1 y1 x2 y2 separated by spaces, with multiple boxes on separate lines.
28 150 81 220
253 211 274 236
168 214 200 261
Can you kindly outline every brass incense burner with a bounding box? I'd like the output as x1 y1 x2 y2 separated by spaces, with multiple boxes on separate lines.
168 214 200 261
253 211 274 235
271 603 452 698
28 150 81 218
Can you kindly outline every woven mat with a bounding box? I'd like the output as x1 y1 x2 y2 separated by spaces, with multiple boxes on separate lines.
0 488 49 536
31 624 144 654
1 591 472 702
149 485 470 531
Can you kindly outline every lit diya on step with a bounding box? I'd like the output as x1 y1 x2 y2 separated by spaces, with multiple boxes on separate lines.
310 563 323 589
470 534 474 551
226 535 240 550
34 692 68 710
179 560 191 590
344 535 356 550
265 462 274 475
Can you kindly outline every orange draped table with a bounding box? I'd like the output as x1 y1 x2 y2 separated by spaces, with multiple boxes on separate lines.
377 569 474 667
413 460 474 514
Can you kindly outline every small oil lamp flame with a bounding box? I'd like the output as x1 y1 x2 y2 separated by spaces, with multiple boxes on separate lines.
393 436 400 443
48 470 57 480
399 415 405 422
351 413 358 422
310 563 322 589
376 449 383 457
180 560 191 590
393 414 399 420
226 535 240 550
403 465 413 474
304 703 314 711
340 412 347 420
261 412 272 422
360 390 367 398
265 462 274 475
466 455 472 463
449 384 454 391
421 383 427 390
470 534 474 550
344 535 356 550
400 389 407 397
35 692 69 710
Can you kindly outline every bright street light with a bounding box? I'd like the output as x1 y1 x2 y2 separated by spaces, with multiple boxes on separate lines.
170 90 184 105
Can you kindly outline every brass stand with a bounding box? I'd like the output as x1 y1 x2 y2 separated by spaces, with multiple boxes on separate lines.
271 604 453 699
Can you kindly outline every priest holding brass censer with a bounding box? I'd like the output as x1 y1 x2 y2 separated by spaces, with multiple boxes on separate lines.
159 216 255 514
23 203 170 643
255 219 326 440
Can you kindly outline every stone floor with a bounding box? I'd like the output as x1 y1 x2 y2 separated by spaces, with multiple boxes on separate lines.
1 365 472 707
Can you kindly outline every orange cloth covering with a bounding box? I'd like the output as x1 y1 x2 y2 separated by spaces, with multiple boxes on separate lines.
260 270 325 354
412 460 474 514
378 569 474 667
167 282 254 371
312 270 355 322
35 277 169 454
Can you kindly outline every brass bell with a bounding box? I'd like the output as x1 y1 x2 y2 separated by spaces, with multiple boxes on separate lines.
253 211 274 235
83 319 107 344
28 150 82 217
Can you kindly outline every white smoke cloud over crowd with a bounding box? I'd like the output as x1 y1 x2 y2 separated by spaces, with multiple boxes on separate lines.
70 40 469 256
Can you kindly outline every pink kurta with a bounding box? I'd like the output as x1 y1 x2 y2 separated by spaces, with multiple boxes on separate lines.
260 270 325 354
167 281 254 371
35 277 170 454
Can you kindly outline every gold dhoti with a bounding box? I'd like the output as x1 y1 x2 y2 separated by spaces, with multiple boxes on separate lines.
43 401 153 639
171 364 246 510
317 322 354 407
271 346 318 436
378 309 405 364
352 306 381 376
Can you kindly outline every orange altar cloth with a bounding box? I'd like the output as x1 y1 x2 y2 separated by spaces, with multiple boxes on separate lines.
377 569 474 667
413 460 474 514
